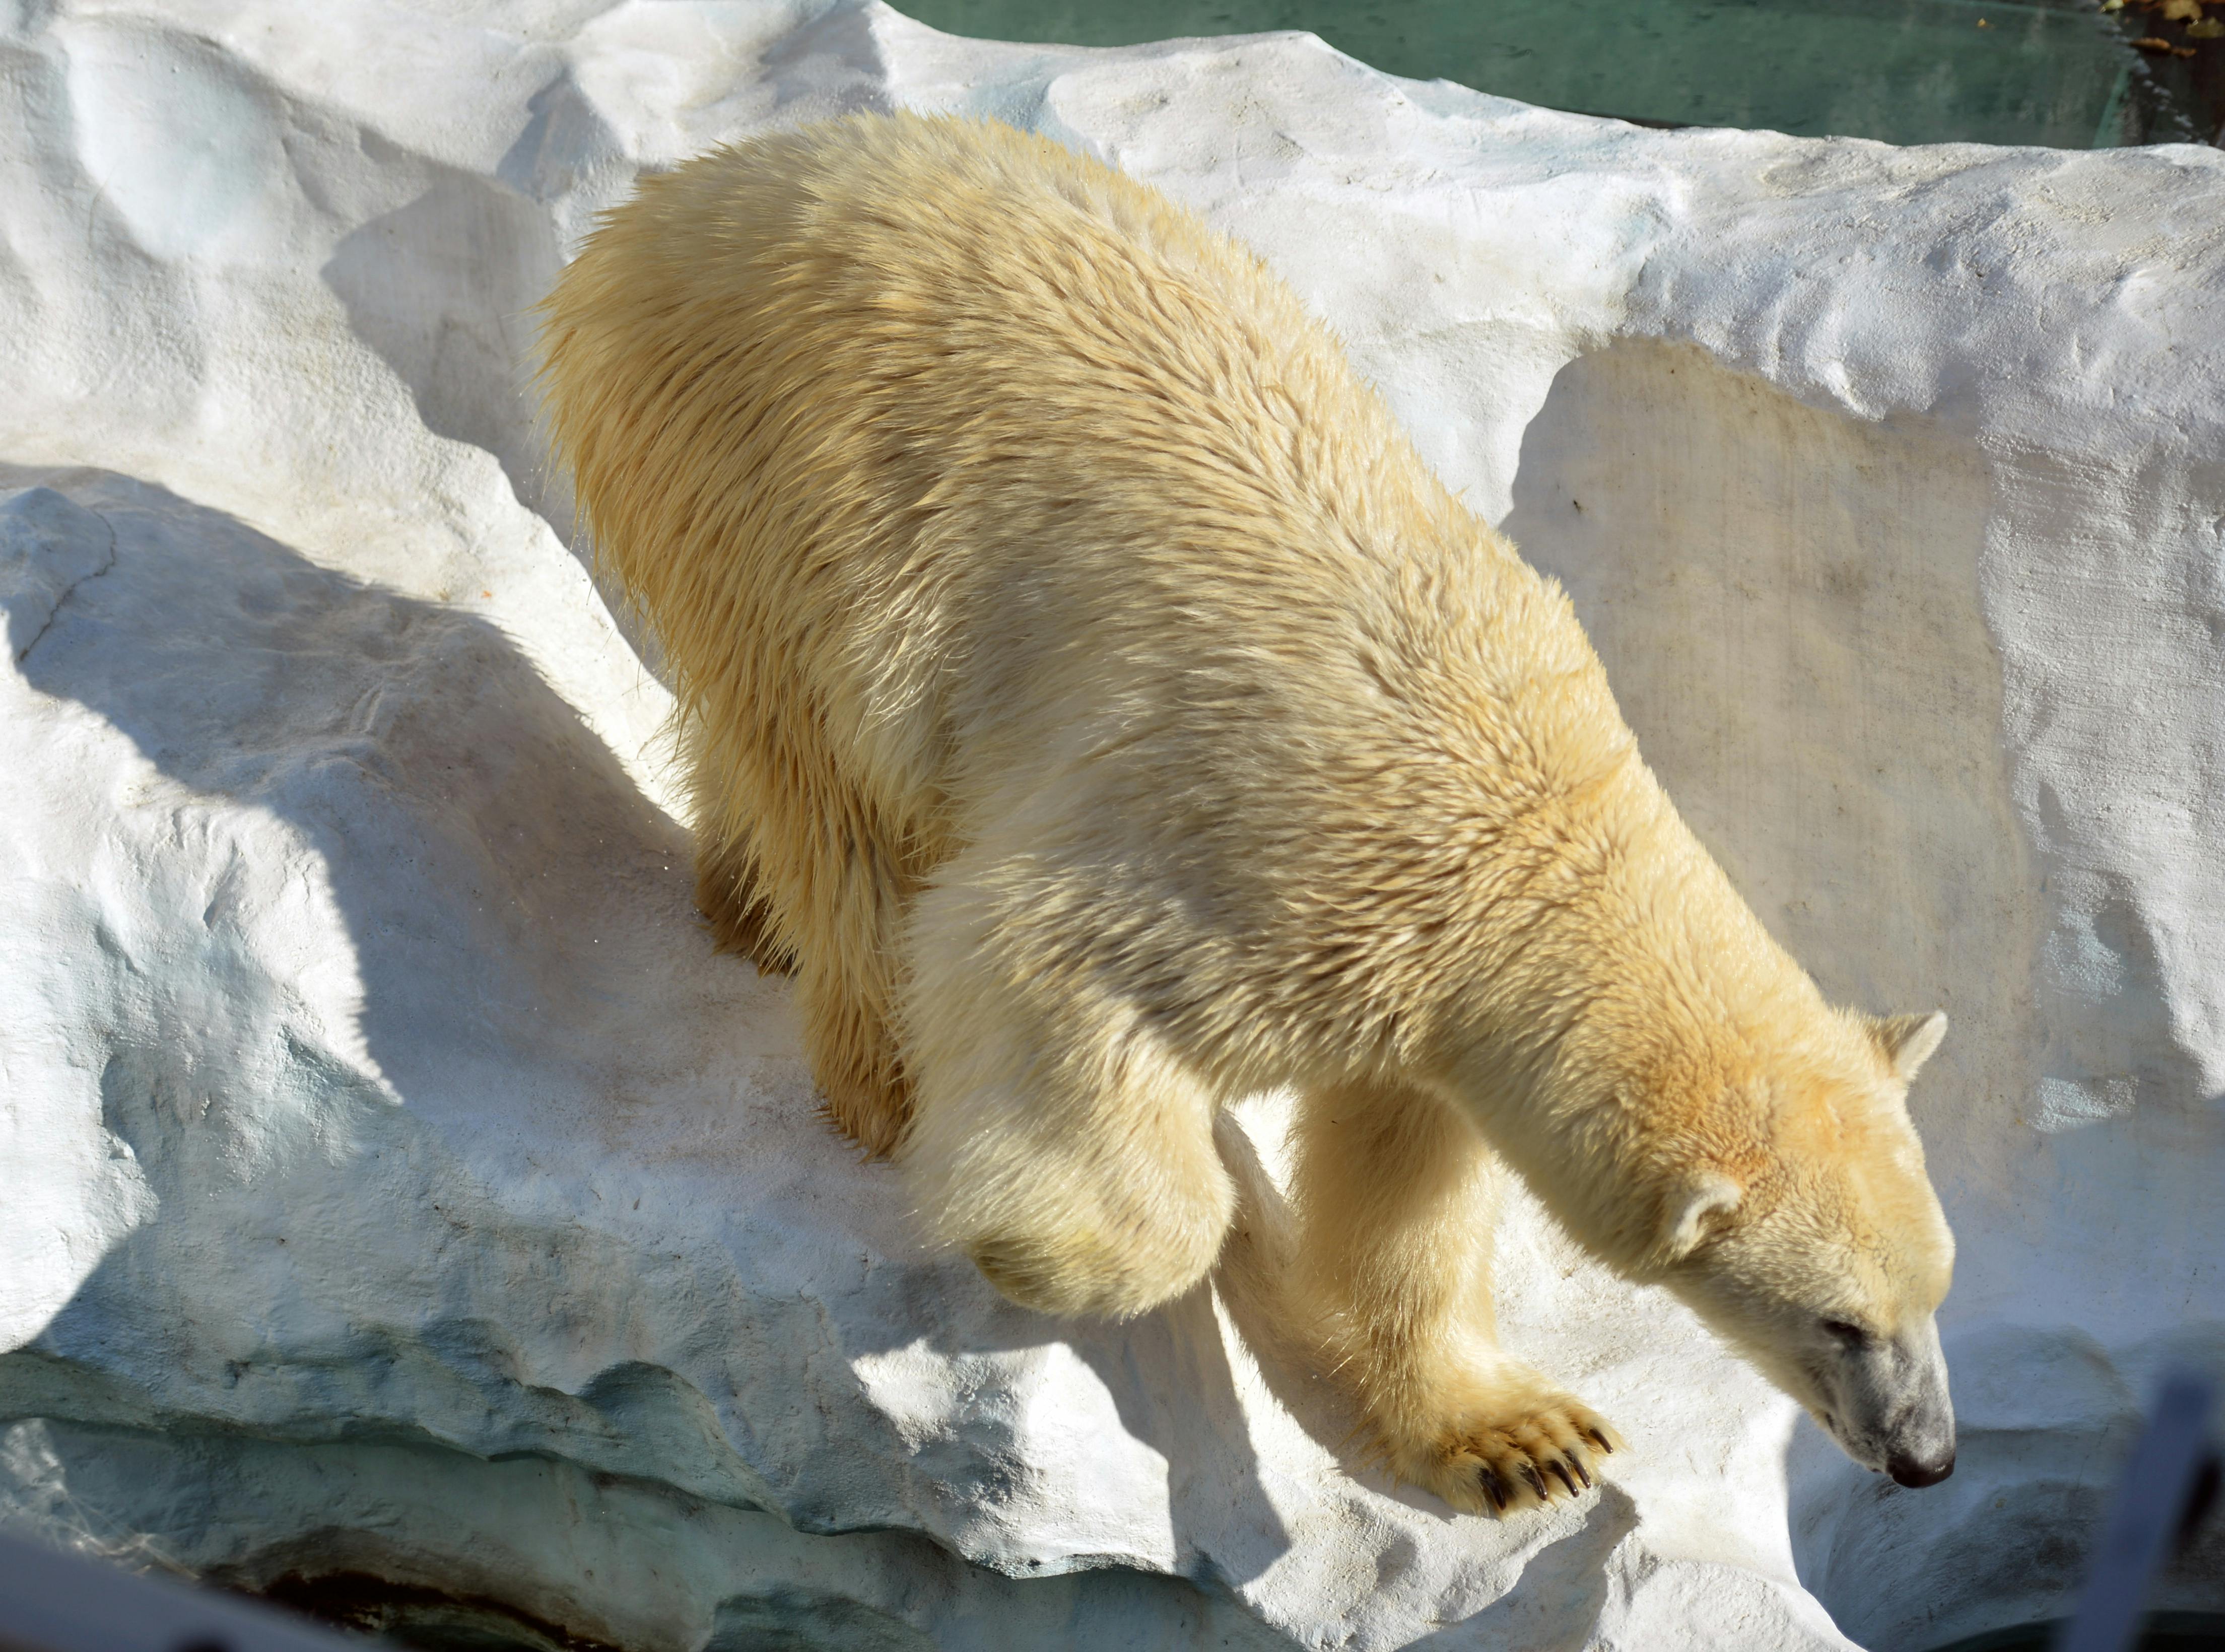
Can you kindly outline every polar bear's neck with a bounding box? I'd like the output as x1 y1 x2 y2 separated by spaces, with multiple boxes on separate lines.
1275 528 1834 1268
1424 748 1834 1269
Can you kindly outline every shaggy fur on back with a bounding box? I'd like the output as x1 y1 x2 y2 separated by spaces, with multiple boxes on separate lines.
537 113 1958 1515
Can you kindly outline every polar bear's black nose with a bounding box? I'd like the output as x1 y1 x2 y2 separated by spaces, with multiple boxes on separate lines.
1887 1450 1955 1488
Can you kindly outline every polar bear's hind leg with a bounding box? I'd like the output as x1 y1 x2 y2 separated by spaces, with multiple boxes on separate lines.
693 827 795 976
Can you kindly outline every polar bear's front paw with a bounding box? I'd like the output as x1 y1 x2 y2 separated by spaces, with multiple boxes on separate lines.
1379 1374 1623 1516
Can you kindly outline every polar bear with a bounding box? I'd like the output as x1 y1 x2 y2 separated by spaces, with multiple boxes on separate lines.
536 112 1958 1513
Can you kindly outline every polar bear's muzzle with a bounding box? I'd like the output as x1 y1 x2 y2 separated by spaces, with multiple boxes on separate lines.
1822 1315 1956 1488
1881 1345 1957 1488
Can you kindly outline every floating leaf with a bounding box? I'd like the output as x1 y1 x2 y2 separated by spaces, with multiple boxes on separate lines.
2160 0 2200 21
2133 33 2176 48
2188 15 2224 32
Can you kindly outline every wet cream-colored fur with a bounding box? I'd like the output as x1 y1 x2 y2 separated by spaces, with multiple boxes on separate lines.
537 113 1959 1515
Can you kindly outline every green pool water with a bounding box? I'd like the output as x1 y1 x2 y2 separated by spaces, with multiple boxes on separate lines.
892 0 2223 147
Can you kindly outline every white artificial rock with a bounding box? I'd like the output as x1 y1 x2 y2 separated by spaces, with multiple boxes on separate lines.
1 3 2220 1648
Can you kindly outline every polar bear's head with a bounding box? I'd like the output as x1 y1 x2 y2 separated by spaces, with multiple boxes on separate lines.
1650 1010 1957 1487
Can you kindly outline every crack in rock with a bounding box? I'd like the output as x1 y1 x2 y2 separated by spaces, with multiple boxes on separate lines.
1 487 119 664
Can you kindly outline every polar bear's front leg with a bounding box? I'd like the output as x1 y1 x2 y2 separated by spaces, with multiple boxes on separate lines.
1280 1079 1621 1515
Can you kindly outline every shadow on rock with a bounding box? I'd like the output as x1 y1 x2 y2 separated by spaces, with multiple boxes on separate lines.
323 155 567 532
0 467 690 1100
1410 1484 1638 1650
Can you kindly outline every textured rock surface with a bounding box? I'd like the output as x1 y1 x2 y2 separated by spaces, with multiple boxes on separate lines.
3 3 2222 1648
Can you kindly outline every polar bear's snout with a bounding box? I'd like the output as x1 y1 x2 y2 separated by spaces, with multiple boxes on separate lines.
1826 1315 1956 1487
1881 1330 1957 1487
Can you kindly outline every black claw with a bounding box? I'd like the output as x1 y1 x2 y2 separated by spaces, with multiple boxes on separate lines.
1571 1454 1594 1489
1586 1428 1614 1455
1521 1462 1549 1500
1548 1459 1581 1497
1479 1469 1508 1513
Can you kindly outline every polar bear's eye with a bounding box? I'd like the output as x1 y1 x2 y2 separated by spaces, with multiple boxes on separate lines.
1821 1319 1872 1347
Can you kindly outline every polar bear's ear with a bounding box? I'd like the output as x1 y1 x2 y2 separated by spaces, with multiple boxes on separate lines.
1660 1171 1743 1261
1873 1011 1948 1082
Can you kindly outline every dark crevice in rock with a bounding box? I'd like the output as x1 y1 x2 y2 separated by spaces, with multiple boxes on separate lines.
248 1570 626 1652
